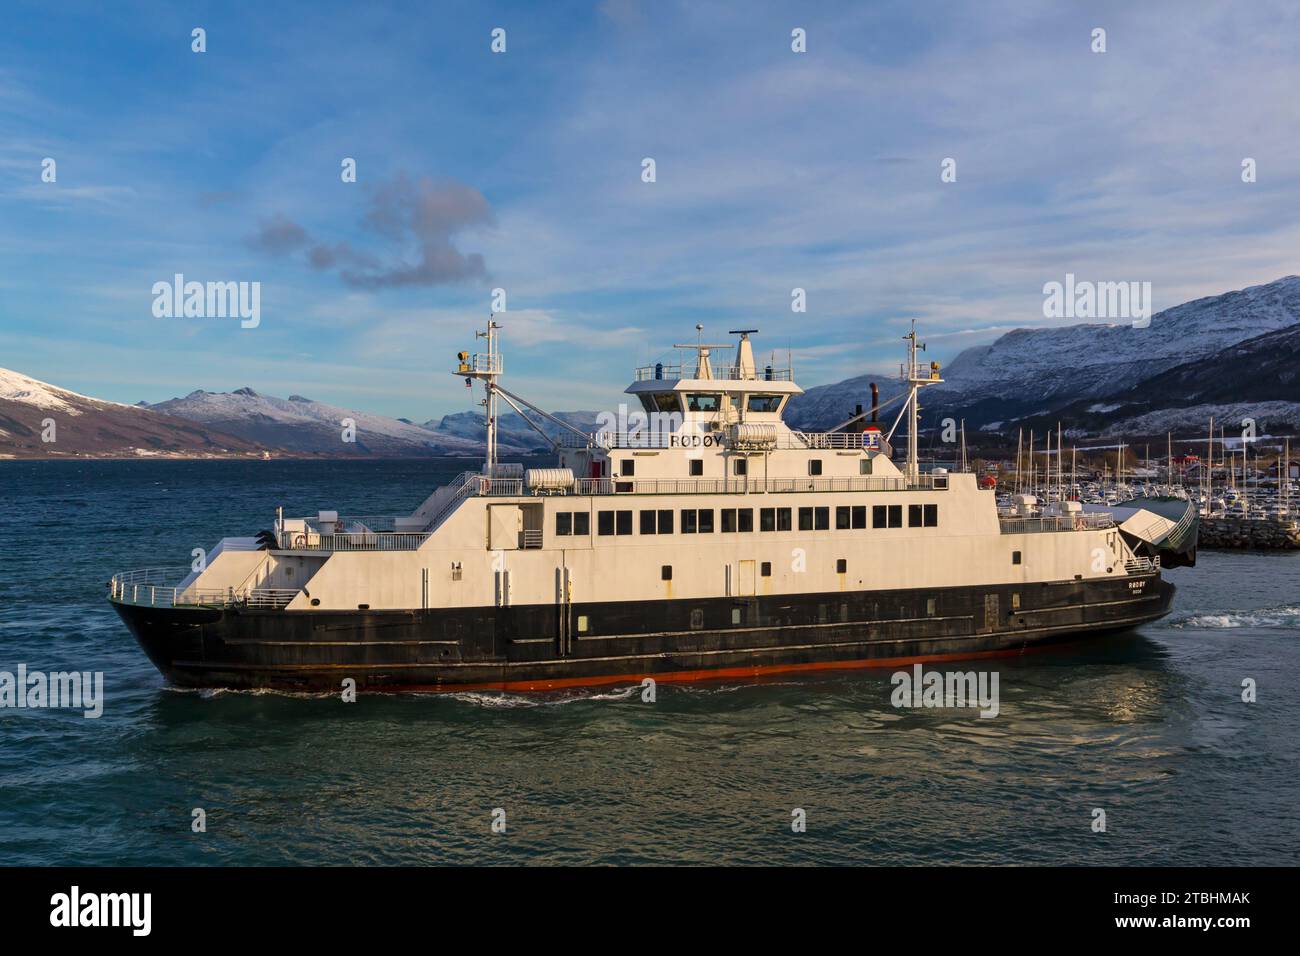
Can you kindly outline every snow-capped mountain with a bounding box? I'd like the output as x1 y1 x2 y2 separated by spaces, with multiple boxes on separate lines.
787 275 1300 433
2 368 599 459
0 368 262 458
1018 320 1300 438
785 375 906 430
148 388 505 457
937 275 1300 412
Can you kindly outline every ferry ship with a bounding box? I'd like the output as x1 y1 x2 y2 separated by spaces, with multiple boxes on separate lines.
109 323 1197 691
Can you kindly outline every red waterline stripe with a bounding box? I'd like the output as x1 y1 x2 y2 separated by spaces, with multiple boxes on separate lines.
385 638 1094 693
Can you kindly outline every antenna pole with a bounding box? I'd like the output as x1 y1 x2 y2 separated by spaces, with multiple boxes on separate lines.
899 320 940 485
459 319 504 475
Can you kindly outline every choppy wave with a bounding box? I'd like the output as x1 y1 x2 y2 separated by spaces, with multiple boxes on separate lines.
162 686 338 700
441 685 641 708
1173 605 1300 629
163 685 645 707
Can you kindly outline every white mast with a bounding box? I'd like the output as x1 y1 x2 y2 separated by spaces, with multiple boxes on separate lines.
1015 428 1023 496
901 320 941 485
456 319 504 475
1286 437 1292 516
1205 416 1214 513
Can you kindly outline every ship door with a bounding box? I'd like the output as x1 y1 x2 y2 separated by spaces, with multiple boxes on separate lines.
738 560 757 596
489 505 523 551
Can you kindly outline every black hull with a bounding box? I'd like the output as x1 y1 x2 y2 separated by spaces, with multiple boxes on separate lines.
112 575 1175 691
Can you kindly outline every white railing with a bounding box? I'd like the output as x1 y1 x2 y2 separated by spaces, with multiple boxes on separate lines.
1124 556 1161 574
559 431 684 449
422 472 525 531
792 431 869 449
634 364 793 382
109 568 301 609
282 532 428 552
570 475 946 495
558 429 890 453
901 361 942 382
999 513 1117 534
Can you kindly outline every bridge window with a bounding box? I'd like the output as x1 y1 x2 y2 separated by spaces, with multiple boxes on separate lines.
616 510 633 535
640 510 657 534
852 505 867 529
809 459 823 476
722 508 737 532
658 509 673 534
747 394 783 413
682 509 698 533
909 504 924 527
815 507 829 530
777 508 792 531
799 507 814 531
686 394 722 412
738 508 754 532
889 505 902 527
573 512 589 535
699 509 714 533
761 508 775 531
836 506 851 530
924 504 938 527
556 512 572 535
640 393 681 414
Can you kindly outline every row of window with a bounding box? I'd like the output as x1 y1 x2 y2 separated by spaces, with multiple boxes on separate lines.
620 458 871 478
637 393 787 415
554 504 939 536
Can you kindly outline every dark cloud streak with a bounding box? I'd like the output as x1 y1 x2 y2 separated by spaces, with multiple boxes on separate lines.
248 174 492 288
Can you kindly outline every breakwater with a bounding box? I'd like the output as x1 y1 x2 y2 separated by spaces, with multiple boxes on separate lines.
1198 516 1300 550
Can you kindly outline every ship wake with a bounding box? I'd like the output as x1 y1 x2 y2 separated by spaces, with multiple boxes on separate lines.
1173 604 1300 630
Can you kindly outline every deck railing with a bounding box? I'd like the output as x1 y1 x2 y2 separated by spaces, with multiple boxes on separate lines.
633 364 793 382
572 474 946 495
998 513 1116 534
280 532 428 552
109 568 300 609
557 429 886 452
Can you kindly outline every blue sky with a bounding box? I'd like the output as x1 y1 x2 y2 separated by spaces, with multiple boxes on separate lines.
3 0 1300 418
